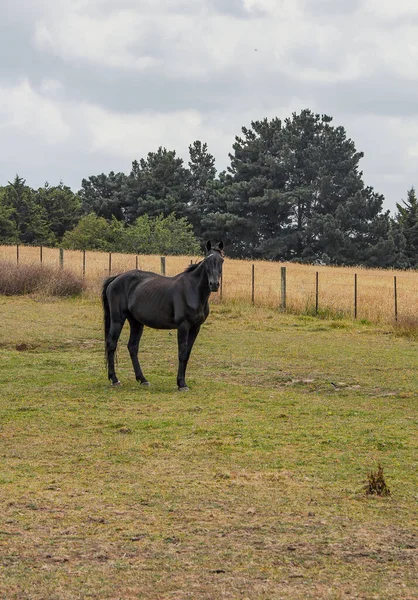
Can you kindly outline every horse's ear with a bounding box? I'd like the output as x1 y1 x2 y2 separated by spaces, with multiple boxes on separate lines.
218 241 224 250
206 241 212 252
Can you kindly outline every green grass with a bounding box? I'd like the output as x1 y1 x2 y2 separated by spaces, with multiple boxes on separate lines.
0 296 417 599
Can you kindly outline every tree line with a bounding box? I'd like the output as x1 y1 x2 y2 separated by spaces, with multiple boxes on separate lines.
1 109 417 267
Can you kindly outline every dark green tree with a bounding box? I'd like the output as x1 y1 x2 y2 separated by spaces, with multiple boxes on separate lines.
36 182 81 243
219 117 290 257
0 188 18 243
220 110 391 265
395 187 418 267
123 148 192 223
186 141 224 243
188 141 216 186
2 176 53 245
79 172 127 220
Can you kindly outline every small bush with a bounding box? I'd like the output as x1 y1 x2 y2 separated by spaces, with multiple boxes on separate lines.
365 464 391 497
0 261 85 297
393 315 418 339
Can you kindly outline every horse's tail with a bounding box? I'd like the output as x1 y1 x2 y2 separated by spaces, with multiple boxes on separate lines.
102 275 118 366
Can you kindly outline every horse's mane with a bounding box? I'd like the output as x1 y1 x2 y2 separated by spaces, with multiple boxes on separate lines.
184 261 202 273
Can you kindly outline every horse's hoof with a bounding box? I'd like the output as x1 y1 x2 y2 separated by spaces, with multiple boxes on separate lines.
112 381 121 386
178 386 189 392
140 381 150 387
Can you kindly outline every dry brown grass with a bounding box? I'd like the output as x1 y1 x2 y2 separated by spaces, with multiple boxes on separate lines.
0 259 85 296
1 244 417 324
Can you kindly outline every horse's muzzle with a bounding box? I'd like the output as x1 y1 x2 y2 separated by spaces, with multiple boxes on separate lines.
210 282 220 292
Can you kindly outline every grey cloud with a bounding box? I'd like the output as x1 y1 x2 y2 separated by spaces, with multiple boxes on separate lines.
208 0 265 18
302 0 362 18
72 0 257 18
287 44 344 71
305 73 418 118
0 30 61 82
23 61 252 114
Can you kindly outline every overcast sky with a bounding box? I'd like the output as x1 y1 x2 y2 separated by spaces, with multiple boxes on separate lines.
1 0 417 213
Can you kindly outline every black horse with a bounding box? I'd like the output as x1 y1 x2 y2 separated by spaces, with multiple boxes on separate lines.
102 241 224 391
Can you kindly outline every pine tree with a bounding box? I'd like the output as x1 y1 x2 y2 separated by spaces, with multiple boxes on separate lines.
3 176 53 245
79 172 127 220
123 148 192 224
187 140 223 241
0 188 18 243
36 181 81 243
395 187 418 267
220 110 391 264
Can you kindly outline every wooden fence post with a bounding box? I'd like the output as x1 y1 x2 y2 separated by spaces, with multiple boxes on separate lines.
108 252 112 275
315 271 319 314
354 273 358 319
82 250 86 277
161 256 166 275
280 266 287 310
40 245 43 264
59 248 64 269
394 276 398 321
136 255 139 269
251 264 255 304
16 244 19 265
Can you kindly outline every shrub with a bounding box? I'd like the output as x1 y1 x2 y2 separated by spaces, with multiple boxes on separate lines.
365 464 391 497
0 261 85 297
61 213 201 255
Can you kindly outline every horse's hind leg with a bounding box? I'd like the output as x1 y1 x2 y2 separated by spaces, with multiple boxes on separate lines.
127 317 149 386
107 318 125 385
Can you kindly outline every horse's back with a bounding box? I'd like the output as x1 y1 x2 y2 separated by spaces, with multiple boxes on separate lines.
114 270 179 329
106 269 156 296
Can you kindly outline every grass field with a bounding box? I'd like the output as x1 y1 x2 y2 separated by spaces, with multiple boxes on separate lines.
0 294 417 599
1 244 418 326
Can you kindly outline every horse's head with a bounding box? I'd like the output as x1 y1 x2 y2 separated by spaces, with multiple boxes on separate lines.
204 241 224 292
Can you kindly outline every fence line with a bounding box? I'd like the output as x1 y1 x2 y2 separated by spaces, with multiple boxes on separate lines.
0 244 416 324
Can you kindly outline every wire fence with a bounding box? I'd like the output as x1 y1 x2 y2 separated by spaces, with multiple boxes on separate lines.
1 243 417 324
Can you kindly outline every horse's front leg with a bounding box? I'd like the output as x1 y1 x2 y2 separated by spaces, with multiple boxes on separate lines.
177 324 201 391
186 324 200 365
176 322 190 391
